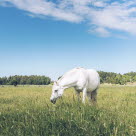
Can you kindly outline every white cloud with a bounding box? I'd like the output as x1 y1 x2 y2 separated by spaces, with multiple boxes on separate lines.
1 0 136 36
89 27 111 37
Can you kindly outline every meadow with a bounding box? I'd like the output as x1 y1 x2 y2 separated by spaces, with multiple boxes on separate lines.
0 85 136 136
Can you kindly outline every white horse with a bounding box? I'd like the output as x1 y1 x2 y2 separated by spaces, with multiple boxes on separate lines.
50 67 100 104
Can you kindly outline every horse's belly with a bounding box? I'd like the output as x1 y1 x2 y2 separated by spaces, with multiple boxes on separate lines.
87 83 98 92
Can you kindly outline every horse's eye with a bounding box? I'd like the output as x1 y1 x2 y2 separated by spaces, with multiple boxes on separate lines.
55 90 58 92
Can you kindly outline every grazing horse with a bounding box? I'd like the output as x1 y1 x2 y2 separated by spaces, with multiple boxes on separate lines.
50 67 100 104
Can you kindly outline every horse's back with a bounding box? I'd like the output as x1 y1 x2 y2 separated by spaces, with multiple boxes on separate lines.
59 67 100 91
70 68 100 91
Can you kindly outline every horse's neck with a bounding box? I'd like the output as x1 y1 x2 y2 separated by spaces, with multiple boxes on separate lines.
58 76 77 89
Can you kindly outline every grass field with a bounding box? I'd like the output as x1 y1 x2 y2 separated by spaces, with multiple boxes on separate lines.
0 85 136 136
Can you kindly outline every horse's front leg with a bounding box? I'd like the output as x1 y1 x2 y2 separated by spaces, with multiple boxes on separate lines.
82 88 87 104
75 90 81 101
91 89 98 105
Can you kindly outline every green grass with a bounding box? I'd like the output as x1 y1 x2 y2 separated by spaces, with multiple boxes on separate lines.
0 85 136 136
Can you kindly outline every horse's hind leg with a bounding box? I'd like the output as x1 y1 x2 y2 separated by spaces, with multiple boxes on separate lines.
91 89 98 104
87 91 92 104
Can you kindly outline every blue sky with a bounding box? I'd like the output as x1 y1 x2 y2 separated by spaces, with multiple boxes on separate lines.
0 0 136 80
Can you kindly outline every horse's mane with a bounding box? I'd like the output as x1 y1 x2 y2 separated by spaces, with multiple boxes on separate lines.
57 67 85 83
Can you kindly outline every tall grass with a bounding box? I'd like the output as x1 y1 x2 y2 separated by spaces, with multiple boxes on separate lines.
0 85 136 136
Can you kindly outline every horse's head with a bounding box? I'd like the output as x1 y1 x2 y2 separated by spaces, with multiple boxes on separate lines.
50 81 64 104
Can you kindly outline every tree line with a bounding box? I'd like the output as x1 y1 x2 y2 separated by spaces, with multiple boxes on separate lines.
0 75 51 86
98 71 136 85
0 71 136 86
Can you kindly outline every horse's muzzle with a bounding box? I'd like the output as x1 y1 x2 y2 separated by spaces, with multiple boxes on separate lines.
50 99 56 104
